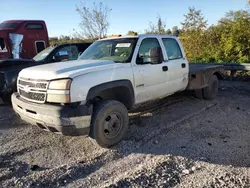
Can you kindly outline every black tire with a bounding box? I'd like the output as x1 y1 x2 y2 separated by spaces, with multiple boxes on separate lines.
1 94 11 105
90 100 129 148
194 89 204 99
203 75 219 100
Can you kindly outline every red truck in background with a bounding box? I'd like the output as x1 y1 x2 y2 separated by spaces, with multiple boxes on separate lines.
0 20 49 59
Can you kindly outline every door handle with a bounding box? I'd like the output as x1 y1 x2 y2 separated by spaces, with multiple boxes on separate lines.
181 63 186 68
162 66 168 72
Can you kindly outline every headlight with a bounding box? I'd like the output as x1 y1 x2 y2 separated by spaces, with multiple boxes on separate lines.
48 79 71 90
47 79 71 103
47 93 71 103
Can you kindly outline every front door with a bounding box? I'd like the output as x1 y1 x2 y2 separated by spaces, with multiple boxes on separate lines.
132 37 170 104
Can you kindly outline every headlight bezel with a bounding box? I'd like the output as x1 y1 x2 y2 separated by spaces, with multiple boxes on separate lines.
48 78 72 90
46 78 72 103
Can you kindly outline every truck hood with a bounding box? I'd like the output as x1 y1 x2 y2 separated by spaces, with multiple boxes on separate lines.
19 59 120 80
0 59 35 69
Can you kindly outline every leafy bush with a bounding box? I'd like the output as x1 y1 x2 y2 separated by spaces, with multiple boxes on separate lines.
179 9 250 64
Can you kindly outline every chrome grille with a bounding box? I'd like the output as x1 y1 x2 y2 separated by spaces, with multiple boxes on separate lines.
19 89 46 102
18 78 49 103
19 80 47 89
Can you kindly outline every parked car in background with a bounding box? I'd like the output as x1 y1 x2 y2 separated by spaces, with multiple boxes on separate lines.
0 20 49 60
0 42 92 103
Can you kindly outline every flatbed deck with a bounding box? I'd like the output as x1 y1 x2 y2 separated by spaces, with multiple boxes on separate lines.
187 63 224 90
189 63 224 73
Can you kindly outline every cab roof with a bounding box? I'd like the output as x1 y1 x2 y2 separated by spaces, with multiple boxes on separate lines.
3 20 45 23
98 34 178 41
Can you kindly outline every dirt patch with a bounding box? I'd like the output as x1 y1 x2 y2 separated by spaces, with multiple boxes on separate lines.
0 81 250 187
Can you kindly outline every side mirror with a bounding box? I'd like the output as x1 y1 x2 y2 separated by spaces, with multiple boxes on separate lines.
54 50 69 62
136 56 148 65
149 47 163 64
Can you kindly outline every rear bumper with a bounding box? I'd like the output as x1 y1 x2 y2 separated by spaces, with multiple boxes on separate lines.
12 92 92 136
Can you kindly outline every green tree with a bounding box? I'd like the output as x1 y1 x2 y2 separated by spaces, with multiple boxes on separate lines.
157 17 165 34
166 29 172 35
49 36 96 46
217 10 250 63
181 7 207 30
145 15 167 34
180 8 250 64
59 35 71 41
179 7 208 62
172 26 179 36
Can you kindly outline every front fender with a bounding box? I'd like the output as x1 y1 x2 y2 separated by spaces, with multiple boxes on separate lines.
87 80 134 100
69 63 135 103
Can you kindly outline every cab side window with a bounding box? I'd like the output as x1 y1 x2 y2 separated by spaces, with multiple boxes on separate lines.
35 41 46 53
0 37 7 52
137 38 163 64
162 38 183 60
54 45 79 62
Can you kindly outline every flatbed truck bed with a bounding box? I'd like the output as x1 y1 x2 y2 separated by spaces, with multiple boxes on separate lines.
187 63 224 90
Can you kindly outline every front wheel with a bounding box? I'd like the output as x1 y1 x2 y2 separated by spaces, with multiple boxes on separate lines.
90 100 129 148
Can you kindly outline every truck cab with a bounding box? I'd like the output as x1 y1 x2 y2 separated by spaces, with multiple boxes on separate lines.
11 34 223 148
0 20 49 59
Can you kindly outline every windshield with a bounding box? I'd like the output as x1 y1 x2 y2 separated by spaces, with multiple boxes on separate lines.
33 46 54 61
78 38 138 63
0 22 18 29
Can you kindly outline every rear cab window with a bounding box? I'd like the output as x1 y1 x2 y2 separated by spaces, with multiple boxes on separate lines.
162 38 183 60
25 23 44 30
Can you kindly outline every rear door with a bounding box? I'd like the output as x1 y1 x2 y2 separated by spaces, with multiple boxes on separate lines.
161 38 189 93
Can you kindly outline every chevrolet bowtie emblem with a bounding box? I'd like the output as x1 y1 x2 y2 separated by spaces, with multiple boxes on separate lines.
24 85 30 93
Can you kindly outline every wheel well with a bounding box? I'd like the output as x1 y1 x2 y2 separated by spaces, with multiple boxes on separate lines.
90 86 134 109
213 71 224 80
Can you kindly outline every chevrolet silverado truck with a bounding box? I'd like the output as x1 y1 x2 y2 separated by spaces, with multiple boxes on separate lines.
0 42 91 104
11 34 224 148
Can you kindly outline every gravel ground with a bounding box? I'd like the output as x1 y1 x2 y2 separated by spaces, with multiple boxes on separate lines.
0 80 250 188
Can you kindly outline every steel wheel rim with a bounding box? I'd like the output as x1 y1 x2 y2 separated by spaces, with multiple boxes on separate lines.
103 112 123 139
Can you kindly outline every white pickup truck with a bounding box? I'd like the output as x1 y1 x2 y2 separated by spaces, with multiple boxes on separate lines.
11 34 224 147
